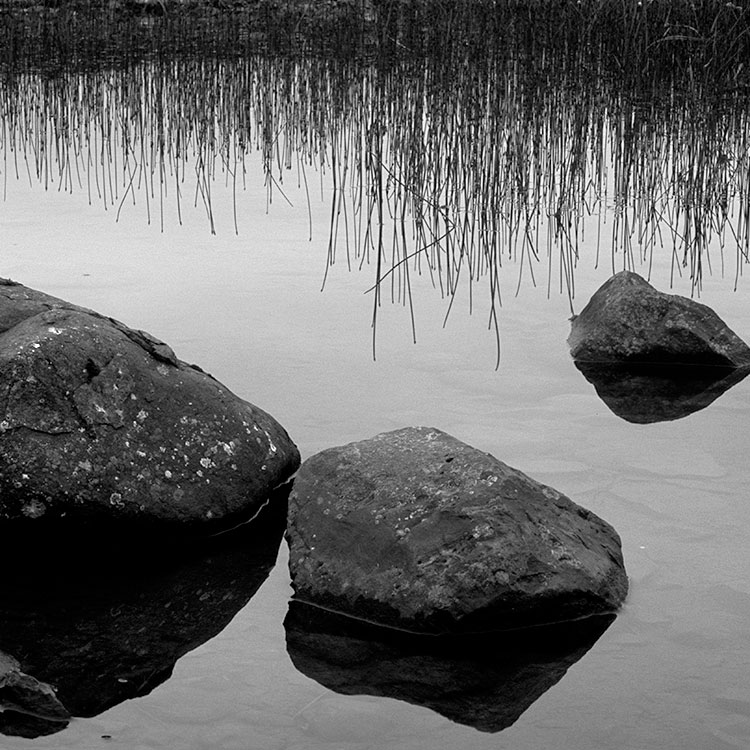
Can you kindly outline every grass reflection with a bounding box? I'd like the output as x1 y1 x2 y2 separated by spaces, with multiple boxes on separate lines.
2 0 750 362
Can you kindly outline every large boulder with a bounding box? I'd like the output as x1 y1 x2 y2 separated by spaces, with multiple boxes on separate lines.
286 427 628 634
0 278 299 539
568 271 750 367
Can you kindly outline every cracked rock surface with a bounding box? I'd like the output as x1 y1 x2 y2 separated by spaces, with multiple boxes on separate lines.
0 279 300 537
286 427 628 634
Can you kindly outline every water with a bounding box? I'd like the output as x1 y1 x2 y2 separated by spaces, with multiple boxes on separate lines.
2 144 750 748
3 5 750 744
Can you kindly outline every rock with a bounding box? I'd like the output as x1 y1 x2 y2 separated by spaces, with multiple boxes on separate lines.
286 427 628 634
285 601 614 733
0 649 70 738
0 279 299 539
568 271 750 368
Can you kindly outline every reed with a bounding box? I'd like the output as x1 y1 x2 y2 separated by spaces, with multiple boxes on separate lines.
2 0 750 361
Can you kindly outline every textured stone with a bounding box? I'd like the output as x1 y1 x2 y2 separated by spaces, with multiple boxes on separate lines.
287 427 628 634
0 279 299 538
568 271 750 367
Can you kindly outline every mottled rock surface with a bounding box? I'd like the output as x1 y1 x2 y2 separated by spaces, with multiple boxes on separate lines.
0 279 299 536
568 271 750 367
287 427 627 634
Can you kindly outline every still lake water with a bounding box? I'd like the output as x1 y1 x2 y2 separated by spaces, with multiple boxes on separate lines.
3 74 750 750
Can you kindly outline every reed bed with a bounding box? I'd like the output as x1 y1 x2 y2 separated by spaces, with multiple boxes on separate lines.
2 0 750 360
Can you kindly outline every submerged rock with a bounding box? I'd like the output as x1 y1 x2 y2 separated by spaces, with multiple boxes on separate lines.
0 279 299 539
286 427 628 634
568 271 750 368
285 601 615 733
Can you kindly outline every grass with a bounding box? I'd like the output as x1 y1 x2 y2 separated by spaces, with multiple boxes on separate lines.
3 0 750 363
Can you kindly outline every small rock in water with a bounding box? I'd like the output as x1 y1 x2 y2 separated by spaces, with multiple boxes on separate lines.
286 427 628 634
568 271 750 368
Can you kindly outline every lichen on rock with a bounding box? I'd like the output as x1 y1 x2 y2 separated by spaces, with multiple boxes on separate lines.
286 427 628 634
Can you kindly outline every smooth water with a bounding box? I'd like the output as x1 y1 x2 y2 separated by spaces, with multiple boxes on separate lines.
2 140 750 748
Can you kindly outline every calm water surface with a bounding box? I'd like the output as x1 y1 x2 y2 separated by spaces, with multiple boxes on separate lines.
2 143 750 749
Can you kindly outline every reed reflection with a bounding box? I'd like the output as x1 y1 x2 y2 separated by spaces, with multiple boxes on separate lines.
3 1 750 363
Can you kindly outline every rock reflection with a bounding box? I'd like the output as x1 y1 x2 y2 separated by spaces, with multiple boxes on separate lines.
0 487 289 738
575 362 750 424
284 601 615 733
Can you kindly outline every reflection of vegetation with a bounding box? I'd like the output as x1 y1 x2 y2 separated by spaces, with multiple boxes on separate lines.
3 1 750 360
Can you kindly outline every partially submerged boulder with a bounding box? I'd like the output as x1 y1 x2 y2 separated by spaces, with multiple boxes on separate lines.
286 427 627 634
0 279 299 539
568 271 750 368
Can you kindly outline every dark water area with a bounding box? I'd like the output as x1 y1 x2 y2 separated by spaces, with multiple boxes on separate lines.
2 2 750 748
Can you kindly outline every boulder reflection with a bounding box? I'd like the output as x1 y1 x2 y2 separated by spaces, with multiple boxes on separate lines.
284 601 615 733
575 362 750 423
0 488 289 739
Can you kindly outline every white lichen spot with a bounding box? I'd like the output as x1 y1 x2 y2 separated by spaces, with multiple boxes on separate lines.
221 441 236 456
31 343 40 349
77 460 92 472
206 510 213 519
164 470 173 479
136 450 147 458
199 457 214 469
21 473 29 480
47 326 63 335
472 522 494 539
130 394 137 400
109 492 124 508
22 499 46 518
136 410 148 422
156 364 169 376
0 420 10 432
196 470 203 478
263 431 277 454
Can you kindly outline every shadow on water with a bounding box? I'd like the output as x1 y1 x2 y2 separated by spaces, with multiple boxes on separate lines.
0 485 290 739
575 362 750 423
284 601 615 734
